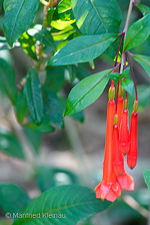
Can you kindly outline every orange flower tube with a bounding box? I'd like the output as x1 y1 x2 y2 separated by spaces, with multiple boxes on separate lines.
120 109 130 155
95 87 122 202
127 103 138 169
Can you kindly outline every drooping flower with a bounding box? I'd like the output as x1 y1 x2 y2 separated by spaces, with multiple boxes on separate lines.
127 100 138 169
112 118 124 176
95 87 122 202
119 99 130 155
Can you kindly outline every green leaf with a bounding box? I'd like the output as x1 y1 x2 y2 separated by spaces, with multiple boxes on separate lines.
0 127 25 159
51 0 75 30
44 66 65 93
144 171 150 192
138 85 150 112
0 36 9 50
42 89 64 128
0 183 31 215
15 90 28 124
0 58 16 103
13 185 111 225
65 69 110 116
38 166 80 192
71 0 122 35
28 25 56 51
27 117 55 133
48 33 117 66
24 68 43 124
51 26 75 41
23 127 41 155
124 13 150 51
133 54 150 78
19 32 37 60
121 78 134 96
3 0 40 46
137 4 150 16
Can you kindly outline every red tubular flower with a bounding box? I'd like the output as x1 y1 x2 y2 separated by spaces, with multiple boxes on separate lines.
117 169 134 191
112 120 124 176
127 101 138 169
120 109 130 155
95 87 122 202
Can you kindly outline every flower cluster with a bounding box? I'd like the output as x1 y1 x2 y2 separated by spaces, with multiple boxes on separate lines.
95 82 138 202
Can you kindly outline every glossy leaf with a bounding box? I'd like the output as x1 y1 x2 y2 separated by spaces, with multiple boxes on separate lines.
42 89 64 128
0 183 31 215
48 33 117 66
65 69 110 116
133 54 150 78
51 26 75 41
124 13 150 51
24 68 43 124
0 58 16 103
38 166 80 192
19 32 37 60
51 0 75 30
28 25 56 51
137 4 150 16
0 127 25 159
44 66 65 93
13 185 111 225
121 78 134 96
143 170 150 192
3 0 40 46
71 0 122 35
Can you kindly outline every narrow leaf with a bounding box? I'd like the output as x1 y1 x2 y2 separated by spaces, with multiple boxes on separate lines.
0 58 16 103
13 185 111 225
48 33 117 66
0 183 31 215
3 0 40 46
65 69 110 116
124 13 150 51
137 4 150 16
133 54 150 78
15 90 28 124
71 0 122 35
24 68 43 124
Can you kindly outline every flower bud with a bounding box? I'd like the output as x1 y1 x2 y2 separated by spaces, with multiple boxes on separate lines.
127 111 138 169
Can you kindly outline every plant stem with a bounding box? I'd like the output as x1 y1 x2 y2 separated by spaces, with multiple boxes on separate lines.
126 52 138 100
123 0 135 38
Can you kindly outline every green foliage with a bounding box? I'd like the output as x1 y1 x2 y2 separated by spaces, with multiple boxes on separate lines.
133 54 150 78
124 13 150 51
49 33 117 65
12 185 111 225
0 58 16 103
3 0 40 46
71 0 122 34
121 78 134 95
143 171 150 191
0 127 25 159
28 25 56 51
137 4 150 16
65 69 110 116
24 68 43 124
0 183 31 215
42 89 64 128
